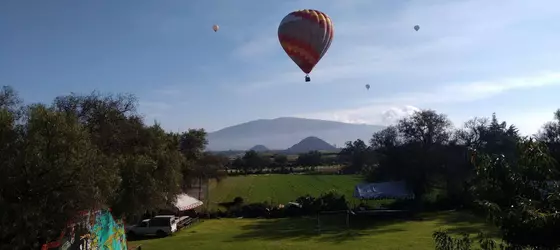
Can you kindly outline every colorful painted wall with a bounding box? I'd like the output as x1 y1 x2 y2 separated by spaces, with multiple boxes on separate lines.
42 209 128 250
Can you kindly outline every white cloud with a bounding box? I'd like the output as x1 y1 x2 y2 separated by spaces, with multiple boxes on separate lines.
210 0 560 133
296 104 421 126
227 0 560 93
360 71 560 106
228 34 477 94
297 71 560 127
232 35 278 61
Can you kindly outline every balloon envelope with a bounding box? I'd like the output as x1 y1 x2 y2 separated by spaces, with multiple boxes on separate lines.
278 9 334 75
213 25 219 32
366 84 370 90
414 25 420 31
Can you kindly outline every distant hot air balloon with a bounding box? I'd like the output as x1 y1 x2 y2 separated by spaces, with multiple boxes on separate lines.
278 9 334 82
414 25 420 31
213 24 219 32
365 84 370 90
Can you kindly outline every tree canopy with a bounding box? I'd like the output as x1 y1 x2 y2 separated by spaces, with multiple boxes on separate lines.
0 87 217 249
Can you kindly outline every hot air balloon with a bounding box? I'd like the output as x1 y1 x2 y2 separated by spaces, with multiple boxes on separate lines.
414 25 420 31
213 24 219 32
278 9 334 82
365 84 370 90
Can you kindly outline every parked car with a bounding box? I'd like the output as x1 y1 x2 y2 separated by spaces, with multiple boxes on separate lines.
127 215 183 238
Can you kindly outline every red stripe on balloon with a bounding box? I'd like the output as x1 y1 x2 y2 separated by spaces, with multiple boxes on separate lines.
278 35 321 60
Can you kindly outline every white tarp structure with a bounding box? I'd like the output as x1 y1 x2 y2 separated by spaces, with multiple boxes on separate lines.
174 193 204 211
353 181 414 200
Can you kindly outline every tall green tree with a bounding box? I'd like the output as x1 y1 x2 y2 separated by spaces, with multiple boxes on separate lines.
296 150 323 169
471 140 560 248
272 154 289 172
0 104 118 249
52 92 187 218
339 139 374 174
397 110 453 199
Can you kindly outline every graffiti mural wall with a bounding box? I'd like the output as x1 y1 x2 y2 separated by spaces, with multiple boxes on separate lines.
42 209 128 250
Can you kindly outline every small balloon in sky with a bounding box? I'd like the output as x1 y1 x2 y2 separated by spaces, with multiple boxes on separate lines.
365 84 370 90
213 24 219 32
278 9 334 82
414 25 420 31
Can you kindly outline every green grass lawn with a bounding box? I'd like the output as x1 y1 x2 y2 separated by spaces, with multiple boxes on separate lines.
207 174 369 209
133 211 498 250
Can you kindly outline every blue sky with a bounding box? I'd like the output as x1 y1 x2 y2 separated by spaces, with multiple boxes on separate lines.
1 0 560 135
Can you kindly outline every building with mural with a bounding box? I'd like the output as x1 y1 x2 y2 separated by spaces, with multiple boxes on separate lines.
41 209 127 250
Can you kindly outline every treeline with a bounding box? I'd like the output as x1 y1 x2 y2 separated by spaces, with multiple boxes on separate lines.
339 110 560 249
0 86 227 249
227 150 339 174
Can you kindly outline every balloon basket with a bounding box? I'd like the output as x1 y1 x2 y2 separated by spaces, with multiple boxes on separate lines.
305 75 311 82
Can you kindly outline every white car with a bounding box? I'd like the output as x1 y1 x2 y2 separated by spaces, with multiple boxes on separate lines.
127 215 180 238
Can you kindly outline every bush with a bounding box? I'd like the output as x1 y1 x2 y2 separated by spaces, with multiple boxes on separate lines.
206 192 350 220
218 197 245 210
432 230 535 250
240 202 270 218
294 190 349 215
315 190 348 211
433 231 473 250
233 197 244 205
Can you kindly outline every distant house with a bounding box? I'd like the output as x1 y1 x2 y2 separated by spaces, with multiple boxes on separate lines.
353 181 414 200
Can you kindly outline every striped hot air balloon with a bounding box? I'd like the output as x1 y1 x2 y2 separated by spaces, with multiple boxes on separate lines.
278 9 334 82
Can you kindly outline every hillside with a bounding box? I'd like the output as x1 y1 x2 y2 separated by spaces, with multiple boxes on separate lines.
285 136 336 154
249 145 269 152
206 117 385 151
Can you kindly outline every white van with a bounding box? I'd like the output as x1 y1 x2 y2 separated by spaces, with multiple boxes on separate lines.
127 215 179 238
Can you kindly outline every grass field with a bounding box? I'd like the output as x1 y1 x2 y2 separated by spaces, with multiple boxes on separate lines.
133 211 498 250
206 174 367 209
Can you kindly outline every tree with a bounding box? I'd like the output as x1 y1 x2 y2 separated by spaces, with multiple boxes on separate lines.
0 104 118 249
370 125 401 149
0 87 210 248
366 127 407 182
52 92 189 219
242 150 263 173
339 139 374 174
537 109 560 167
394 110 453 199
52 92 143 156
112 123 184 218
470 139 560 248
454 117 489 148
272 154 288 172
397 109 452 146
0 86 23 118
196 153 229 181
179 129 208 160
231 156 245 172
296 151 323 169
480 113 520 159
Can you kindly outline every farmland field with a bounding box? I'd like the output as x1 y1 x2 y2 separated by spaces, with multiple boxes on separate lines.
207 174 365 209
134 211 498 250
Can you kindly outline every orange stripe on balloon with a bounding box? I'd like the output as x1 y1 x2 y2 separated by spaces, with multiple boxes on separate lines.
281 42 319 66
278 35 320 60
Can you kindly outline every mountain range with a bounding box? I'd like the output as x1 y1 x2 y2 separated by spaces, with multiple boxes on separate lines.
206 117 385 151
